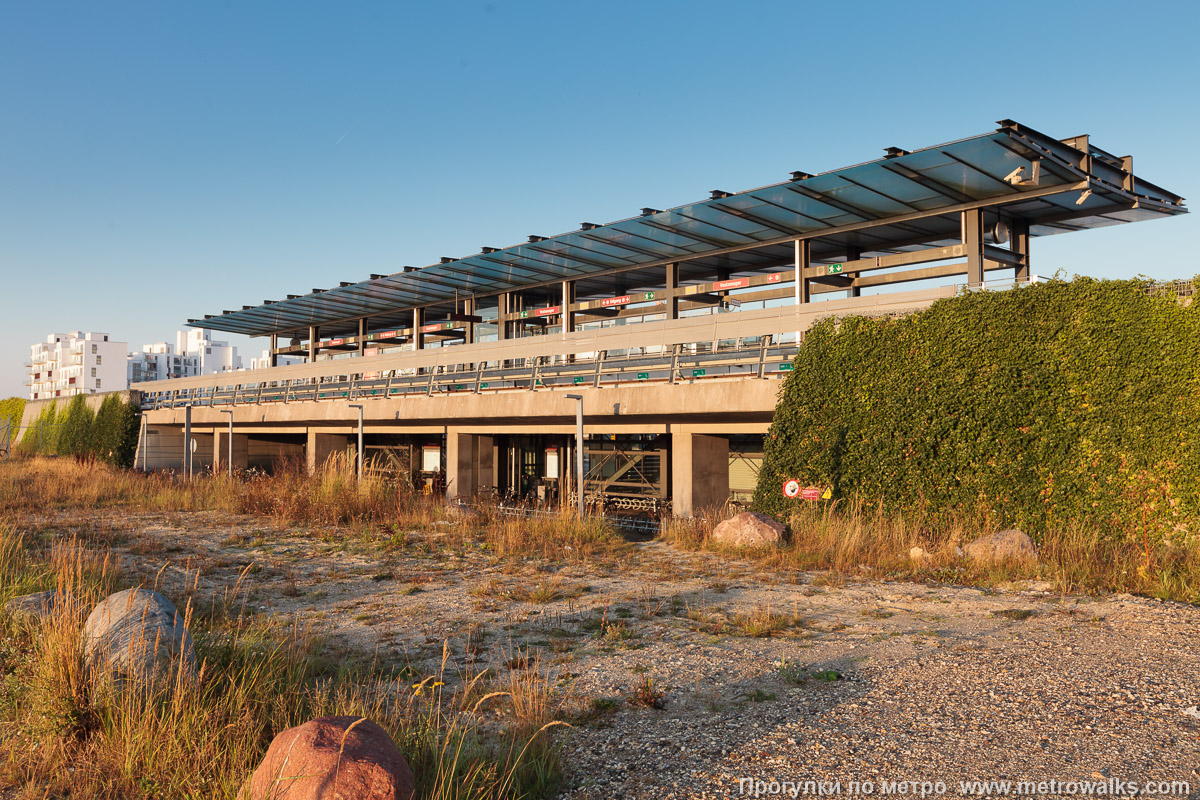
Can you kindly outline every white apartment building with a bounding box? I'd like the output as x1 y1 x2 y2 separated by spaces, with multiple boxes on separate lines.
27 332 128 400
247 349 302 370
126 330 245 385
176 330 243 374
126 342 199 385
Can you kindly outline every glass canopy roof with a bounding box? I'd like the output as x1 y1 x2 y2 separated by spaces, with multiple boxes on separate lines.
191 120 1186 337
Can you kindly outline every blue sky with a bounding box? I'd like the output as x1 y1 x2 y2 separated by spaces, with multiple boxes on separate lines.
2 0 1197 399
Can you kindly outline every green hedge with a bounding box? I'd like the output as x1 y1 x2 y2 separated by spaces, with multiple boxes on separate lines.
0 397 24 443
753 278 1200 540
15 394 140 467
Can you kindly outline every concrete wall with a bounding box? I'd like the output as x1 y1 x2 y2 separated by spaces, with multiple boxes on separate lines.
19 390 139 431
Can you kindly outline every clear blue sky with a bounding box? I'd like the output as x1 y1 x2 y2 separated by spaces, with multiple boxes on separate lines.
2 1 1196 399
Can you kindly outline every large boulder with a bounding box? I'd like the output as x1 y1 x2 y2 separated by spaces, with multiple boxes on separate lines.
82 588 196 685
964 529 1037 564
4 590 69 626
711 512 786 549
242 715 416 800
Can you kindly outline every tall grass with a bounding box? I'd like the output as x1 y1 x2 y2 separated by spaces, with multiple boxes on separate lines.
661 499 1200 603
0 520 564 799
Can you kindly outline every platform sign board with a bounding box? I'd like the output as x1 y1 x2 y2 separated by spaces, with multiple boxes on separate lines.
827 263 844 275
600 295 632 308
692 368 706 377
779 363 794 371
713 278 749 291
573 377 585 384
637 372 649 380
534 305 561 317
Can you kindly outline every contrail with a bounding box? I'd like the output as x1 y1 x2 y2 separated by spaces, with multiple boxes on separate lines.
335 123 357 145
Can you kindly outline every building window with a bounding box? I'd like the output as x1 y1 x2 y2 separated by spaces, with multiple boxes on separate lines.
95 379 101 388
95 355 101 365
91 368 96 377
92 344 97 354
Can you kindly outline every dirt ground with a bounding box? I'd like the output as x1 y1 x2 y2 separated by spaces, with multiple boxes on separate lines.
23 510 1200 800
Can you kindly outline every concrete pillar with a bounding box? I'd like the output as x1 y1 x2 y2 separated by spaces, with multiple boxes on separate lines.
213 430 250 472
142 425 186 471
446 431 494 499
306 430 352 474
308 326 319 363
671 432 729 517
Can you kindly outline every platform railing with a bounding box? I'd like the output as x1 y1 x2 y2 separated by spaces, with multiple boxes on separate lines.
137 285 961 411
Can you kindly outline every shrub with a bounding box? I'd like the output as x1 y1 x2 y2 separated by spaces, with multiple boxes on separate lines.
754 278 1200 542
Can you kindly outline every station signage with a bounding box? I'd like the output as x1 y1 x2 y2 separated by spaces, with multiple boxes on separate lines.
767 273 784 283
421 322 457 333
713 278 749 291
375 330 398 339
520 306 561 319
827 263 844 275
328 338 344 346
600 295 632 308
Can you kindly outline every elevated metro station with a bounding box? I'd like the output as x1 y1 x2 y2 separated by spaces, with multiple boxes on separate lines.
134 120 1187 516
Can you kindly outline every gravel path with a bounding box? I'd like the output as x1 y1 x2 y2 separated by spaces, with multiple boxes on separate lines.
25 510 1200 799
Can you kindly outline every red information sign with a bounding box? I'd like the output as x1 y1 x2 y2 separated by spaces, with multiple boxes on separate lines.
800 486 822 501
421 323 447 333
713 278 749 291
600 295 632 307
535 305 561 317
377 330 397 339
767 273 784 283
328 338 344 346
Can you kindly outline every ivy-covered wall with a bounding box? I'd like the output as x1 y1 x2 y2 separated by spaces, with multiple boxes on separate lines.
753 278 1200 539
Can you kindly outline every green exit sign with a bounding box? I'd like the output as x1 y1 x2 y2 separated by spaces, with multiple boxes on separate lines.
643 291 655 300
573 376 585 384
779 363 794 371
480 382 489 389
637 372 649 380
454 384 464 390
827 263 844 275
692 368 706 377
519 310 530 319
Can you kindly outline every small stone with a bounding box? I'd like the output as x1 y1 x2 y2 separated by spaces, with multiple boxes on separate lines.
3 590 67 625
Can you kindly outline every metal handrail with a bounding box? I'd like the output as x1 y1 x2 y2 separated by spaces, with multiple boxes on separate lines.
137 286 957 410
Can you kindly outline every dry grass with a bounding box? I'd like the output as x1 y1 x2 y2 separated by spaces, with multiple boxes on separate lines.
661 499 1200 604
0 519 564 799
0 455 628 566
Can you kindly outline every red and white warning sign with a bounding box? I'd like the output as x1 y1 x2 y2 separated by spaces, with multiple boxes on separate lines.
782 479 802 498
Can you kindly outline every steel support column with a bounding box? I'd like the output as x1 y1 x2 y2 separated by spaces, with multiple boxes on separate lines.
666 263 680 320
308 326 319 363
1013 219 1031 281
357 318 367 356
963 209 985 286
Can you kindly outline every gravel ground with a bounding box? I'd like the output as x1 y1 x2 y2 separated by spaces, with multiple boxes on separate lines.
20 510 1200 800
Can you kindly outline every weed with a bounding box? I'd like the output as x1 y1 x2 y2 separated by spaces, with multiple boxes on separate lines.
993 608 1038 621
629 677 666 709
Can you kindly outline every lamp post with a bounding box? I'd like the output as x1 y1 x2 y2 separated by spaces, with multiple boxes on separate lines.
348 404 364 480
183 404 192 479
565 394 584 518
218 409 233 478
